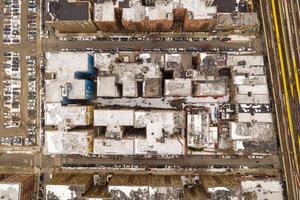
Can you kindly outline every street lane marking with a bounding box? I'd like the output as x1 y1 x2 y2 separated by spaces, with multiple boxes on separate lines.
292 57 300 103
290 83 294 98
271 0 299 173
278 0 294 98
299 135 300 151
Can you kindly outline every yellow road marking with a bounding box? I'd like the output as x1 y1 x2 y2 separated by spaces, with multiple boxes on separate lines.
298 135 300 151
290 83 294 98
271 0 299 173
292 57 300 103
278 0 294 98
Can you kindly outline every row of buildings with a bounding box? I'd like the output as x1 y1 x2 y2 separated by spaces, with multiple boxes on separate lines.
0 173 284 200
45 51 228 102
45 0 259 33
43 51 275 155
220 55 275 152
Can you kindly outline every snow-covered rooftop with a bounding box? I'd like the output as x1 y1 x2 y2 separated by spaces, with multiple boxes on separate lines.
237 113 273 123
45 52 91 102
46 185 83 200
95 52 161 98
233 75 267 85
193 82 226 97
93 110 185 155
232 65 265 75
44 131 93 155
45 103 92 127
95 0 215 22
94 2 115 22
164 78 192 96
179 0 216 19
237 85 269 95
235 94 270 104
227 55 264 67
230 122 273 141
241 179 284 200
97 76 120 97
94 110 135 127
0 183 20 200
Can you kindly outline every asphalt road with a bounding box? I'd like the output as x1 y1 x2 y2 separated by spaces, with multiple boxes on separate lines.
260 0 300 198
0 153 35 167
0 153 279 170
41 28 253 52
61 155 279 169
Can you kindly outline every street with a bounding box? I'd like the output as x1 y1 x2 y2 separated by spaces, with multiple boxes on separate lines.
260 0 300 198
0 153 279 172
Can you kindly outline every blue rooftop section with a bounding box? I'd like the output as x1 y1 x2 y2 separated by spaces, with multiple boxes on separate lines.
74 54 97 80
85 80 96 100
63 54 97 104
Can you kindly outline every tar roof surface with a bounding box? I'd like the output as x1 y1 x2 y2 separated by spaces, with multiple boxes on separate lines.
49 0 89 21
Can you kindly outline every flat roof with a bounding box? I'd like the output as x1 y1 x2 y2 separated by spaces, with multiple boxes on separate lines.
45 103 91 127
0 183 20 200
48 0 89 21
232 65 265 75
166 53 182 69
94 2 115 22
93 139 134 155
179 0 216 19
44 131 91 155
143 78 162 97
135 138 184 154
237 85 269 95
123 4 145 21
233 75 267 85
237 113 273 123
194 82 226 97
94 110 135 126
187 111 218 149
230 122 274 141
241 179 283 200
94 53 116 71
94 137 184 155
108 174 183 199
144 1 174 20
164 78 192 96
95 0 216 22
97 76 120 97
227 55 264 68
96 53 161 98
45 52 91 102
46 185 83 200
93 110 185 155
235 94 270 104
217 13 259 27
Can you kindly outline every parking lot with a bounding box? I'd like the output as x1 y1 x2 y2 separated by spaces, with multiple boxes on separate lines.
2 0 21 44
26 55 37 146
27 0 37 41
0 0 40 147
2 52 21 128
